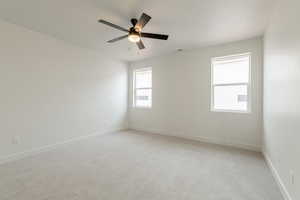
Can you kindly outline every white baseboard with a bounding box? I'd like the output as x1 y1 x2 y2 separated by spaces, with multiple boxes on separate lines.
129 127 261 152
263 151 292 200
0 128 126 165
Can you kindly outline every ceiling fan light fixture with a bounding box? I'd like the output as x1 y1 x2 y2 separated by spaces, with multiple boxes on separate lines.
128 33 141 43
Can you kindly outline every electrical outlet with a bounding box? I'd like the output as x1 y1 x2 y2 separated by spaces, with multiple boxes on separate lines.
290 170 295 185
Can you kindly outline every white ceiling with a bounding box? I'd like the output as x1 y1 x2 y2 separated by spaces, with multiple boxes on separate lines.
0 0 275 61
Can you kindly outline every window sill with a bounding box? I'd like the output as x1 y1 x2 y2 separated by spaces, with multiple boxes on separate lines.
210 109 251 114
132 106 152 109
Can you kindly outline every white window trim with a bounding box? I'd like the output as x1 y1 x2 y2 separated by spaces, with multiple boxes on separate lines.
133 67 152 108
210 53 252 114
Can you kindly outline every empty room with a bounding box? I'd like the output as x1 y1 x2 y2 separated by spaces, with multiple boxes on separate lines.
0 0 299 199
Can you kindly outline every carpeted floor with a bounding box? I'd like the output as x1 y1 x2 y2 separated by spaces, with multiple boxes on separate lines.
0 130 283 200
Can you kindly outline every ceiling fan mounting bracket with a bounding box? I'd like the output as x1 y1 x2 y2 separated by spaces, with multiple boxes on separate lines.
131 18 138 26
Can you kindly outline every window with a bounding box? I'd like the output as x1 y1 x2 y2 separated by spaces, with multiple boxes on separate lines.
211 53 251 113
133 67 152 108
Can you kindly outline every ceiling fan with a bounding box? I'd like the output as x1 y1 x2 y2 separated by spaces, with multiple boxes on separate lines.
98 13 169 50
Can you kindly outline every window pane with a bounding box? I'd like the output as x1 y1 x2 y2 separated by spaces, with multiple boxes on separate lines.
135 70 152 89
213 55 250 84
136 89 152 107
214 85 248 111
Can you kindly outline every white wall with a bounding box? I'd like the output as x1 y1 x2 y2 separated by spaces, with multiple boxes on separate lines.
264 0 300 199
128 38 263 151
0 19 128 161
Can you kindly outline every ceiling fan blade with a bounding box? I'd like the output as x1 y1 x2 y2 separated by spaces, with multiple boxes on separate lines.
136 40 145 50
98 19 128 33
135 13 151 30
141 32 169 40
107 35 128 43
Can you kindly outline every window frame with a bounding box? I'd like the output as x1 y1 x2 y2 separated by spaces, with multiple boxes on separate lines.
133 67 152 108
210 53 252 114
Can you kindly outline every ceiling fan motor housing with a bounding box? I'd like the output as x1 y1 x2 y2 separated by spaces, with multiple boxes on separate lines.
129 27 140 35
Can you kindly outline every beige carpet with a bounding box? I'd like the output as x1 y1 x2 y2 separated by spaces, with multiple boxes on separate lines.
0 130 283 200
